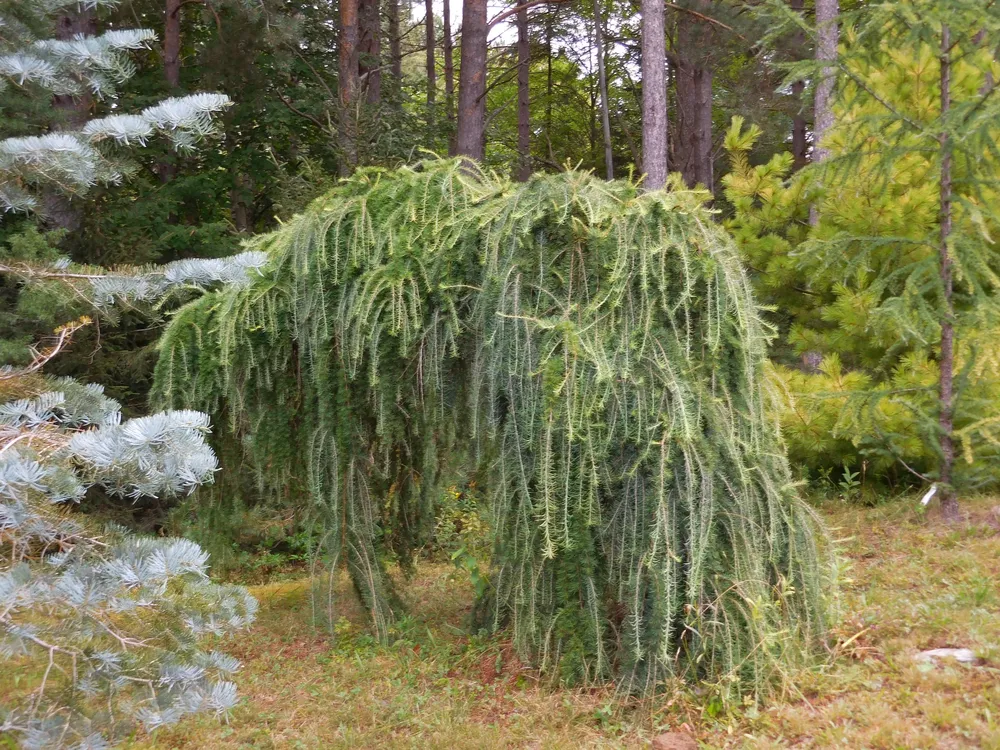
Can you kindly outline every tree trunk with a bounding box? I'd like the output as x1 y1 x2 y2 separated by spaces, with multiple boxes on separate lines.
443 0 455 132
675 4 713 189
515 4 532 181
792 79 807 168
675 61 713 188
229 142 253 233
640 0 667 189
42 8 97 232
164 0 181 89
339 0 360 175
360 0 382 104
389 0 402 84
594 0 613 180
813 0 838 163
589 58 597 164
425 0 436 112
696 65 713 187
159 0 183 185
456 0 487 160
790 0 807 169
938 25 958 521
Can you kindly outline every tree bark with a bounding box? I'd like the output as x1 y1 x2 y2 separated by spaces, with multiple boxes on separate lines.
515 4 532 181
164 0 181 89
938 24 958 521
594 0 613 180
360 0 382 104
456 0 487 160
640 0 668 189
388 0 402 84
675 62 712 188
790 0 807 169
813 0 838 163
589 54 597 163
159 0 183 186
674 3 713 189
339 0 360 175
425 0 436 111
443 0 455 131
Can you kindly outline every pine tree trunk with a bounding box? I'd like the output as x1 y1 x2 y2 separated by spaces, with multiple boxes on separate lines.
230 169 253 233
225 129 252 233
339 0 360 175
360 0 382 104
164 0 181 89
594 0 613 180
696 65 713 187
790 0 808 169
425 0 436 112
938 24 958 521
640 0 667 190
675 5 713 189
389 0 402 83
515 4 532 181
443 0 455 139
42 8 97 233
675 60 713 188
589 60 597 163
792 79 807 167
813 0 838 163
456 0 487 160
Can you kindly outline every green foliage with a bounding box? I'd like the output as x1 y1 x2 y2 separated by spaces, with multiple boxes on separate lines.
154 158 830 698
723 0 1000 491
0 227 68 367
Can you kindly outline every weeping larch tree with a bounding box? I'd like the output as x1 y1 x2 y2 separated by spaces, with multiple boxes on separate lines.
154 159 829 696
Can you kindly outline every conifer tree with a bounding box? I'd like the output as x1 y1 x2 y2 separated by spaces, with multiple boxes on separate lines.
1 364 257 749
0 6 267 745
154 158 830 697
0 0 232 218
0 235 264 749
730 0 1000 501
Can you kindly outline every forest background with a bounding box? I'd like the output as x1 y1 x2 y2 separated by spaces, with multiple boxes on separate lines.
8 0 998 533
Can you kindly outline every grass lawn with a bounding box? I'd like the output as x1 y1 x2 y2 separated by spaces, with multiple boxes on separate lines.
133 496 1000 749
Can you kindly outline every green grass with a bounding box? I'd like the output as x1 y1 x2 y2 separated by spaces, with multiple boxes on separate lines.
132 496 1000 749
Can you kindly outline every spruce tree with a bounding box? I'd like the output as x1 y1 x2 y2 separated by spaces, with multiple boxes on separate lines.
1 366 257 748
0 5 269 746
0 0 232 217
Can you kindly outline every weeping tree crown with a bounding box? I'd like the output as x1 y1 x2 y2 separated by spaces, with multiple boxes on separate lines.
155 159 830 696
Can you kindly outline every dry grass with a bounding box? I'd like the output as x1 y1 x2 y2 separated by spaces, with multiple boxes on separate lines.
129 495 1000 749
